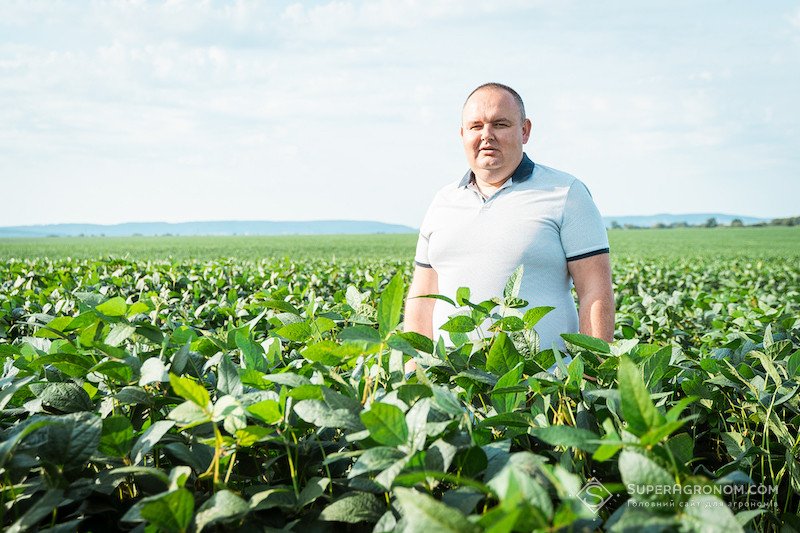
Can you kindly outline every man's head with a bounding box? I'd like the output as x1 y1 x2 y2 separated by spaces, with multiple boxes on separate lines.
461 83 531 185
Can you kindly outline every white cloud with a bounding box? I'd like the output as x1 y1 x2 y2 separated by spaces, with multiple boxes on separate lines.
0 1 798 225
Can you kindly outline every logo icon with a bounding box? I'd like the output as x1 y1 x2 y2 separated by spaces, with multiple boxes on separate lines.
576 477 613 514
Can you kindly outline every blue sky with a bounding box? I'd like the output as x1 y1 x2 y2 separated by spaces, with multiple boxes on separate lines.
1 0 798 227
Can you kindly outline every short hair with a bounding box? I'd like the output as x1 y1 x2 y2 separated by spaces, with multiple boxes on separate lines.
464 83 526 124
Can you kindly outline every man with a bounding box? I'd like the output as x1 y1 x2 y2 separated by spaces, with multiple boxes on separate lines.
404 83 614 357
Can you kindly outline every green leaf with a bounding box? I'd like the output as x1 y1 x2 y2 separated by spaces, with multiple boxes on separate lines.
522 306 554 329
36 382 94 413
618 355 663 436
105 324 137 347
139 357 169 385
91 360 134 383
274 321 313 342
236 331 268 373
217 353 243 397
377 274 404 338
0 375 34 412
294 399 365 431
476 412 537 429
247 400 282 425
319 491 385 524
193 490 249 532
439 315 476 333
26 353 95 377
95 296 128 317
349 447 406 478
360 402 409 446
679 495 743 533
394 487 482 533
561 333 610 354
338 325 382 344
618 450 674 505
491 362 525 414
487 332 521 377
788 349 800 378
6 490 65 533
503 265 524 301
169 373 210 410
99 415 135 457
399 331 434 354
41 412 102 470
452 446 488 478
530 426 600 453
132 420 176 465
387 335 419 358
140 489 194 533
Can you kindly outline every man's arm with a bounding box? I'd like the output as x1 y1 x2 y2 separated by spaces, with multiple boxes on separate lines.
403 265 439 339
567 253 614 342
403 265 438 373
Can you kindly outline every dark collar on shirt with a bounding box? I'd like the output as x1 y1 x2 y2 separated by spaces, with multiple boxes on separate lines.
458 153 535 188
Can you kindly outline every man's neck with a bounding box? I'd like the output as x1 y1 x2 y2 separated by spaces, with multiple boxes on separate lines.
473 173 512 198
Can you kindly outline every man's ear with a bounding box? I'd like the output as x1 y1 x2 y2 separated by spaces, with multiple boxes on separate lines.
522 119 532 144
460 126 464 138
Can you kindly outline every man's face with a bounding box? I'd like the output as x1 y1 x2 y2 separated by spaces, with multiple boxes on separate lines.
461 88 531 183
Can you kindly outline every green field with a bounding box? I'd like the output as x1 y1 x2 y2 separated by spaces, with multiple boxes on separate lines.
1 226 799 262
1 226 799 532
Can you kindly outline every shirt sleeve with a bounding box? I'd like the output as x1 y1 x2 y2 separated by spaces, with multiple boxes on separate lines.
414 211 433 268
560 179 609 260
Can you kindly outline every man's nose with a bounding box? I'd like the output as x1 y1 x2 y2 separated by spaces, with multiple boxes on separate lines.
481 126 495 141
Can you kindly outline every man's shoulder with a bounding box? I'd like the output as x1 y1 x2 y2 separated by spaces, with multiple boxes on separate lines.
528 163 579 187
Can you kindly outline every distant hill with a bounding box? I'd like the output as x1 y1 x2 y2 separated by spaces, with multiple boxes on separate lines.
602 214 769 229
0 221 417 238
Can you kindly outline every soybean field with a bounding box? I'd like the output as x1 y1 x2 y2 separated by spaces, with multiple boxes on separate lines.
0 226 799 532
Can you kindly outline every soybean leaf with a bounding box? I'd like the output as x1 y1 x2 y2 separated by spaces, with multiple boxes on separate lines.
95 297 127 317
193 490 249 532
217 353 243 397
105 324 137 347
491 362 525 414
37 382 94 413
274 322 312 342
99 415 135 457
377 274 404 338
399 331 434 354
618 450 674 505
618 355 663 436
294 399 365 431
360 402 408 446
319 491 385 524
530 426 600 453
236 331 268 373
170 373 210 410
394 487 481 533
6 490 65 533
41 412 102 470
440 315 476 333
132 420 176 465
561 333 611 354
140 489 194 533
679 495 743 533
503 265 524 301
338 325 382 344
523 306 555 329
487 332 521 377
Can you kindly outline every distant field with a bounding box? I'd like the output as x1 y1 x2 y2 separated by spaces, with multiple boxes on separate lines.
0 226 798 262
0 233 419 262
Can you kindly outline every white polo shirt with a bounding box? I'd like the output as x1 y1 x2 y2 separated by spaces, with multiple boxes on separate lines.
414 153 609 349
